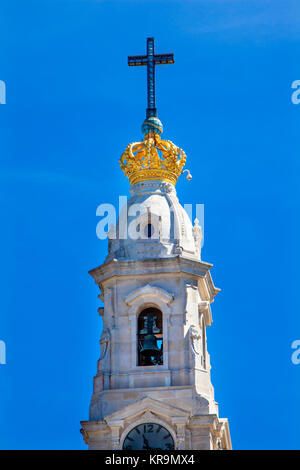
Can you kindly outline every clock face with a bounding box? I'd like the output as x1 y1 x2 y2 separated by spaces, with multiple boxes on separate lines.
122 423 175 450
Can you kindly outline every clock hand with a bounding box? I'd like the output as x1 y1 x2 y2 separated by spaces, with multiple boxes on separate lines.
142 435 151 450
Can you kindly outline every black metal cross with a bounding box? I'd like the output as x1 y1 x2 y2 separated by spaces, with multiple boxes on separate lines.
128 37 174 118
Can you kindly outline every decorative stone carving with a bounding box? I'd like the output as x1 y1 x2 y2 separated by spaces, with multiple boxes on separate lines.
190 325 201 355
104 288 115 328
175 423 186 450
140 410 157 422
130 180 175 197
99 328 110 362
110 426 121 450
174 245 183 254
80 428 88 445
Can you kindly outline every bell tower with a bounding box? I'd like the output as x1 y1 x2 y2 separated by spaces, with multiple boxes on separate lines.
80 38 232 450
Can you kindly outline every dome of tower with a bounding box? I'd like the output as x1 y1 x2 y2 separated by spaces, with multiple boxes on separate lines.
105 180 200 263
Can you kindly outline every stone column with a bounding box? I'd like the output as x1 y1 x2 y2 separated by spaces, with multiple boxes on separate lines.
107 419 124 450
176 424 186 449
111 427 120 450
172 418 187 450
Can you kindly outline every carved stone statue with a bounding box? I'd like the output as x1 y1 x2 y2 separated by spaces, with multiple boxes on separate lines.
189 325 201 355
192 218 202 259
99 328 111 363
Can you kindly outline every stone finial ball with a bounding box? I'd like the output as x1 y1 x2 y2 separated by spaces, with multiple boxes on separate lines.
142 117 163 136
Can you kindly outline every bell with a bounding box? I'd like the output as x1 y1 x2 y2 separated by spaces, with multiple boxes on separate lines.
139 315 160 335
140 333 161 357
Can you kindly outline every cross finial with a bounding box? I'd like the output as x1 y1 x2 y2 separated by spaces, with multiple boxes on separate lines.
128 38 174 119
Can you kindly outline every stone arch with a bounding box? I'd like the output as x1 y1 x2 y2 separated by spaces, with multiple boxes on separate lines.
124 285 174 369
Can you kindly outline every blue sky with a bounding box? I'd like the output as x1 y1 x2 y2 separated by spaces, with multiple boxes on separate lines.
0 0 300 449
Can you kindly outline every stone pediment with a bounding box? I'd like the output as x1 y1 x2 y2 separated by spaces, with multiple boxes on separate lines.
105 396 190 427
124 285 174 306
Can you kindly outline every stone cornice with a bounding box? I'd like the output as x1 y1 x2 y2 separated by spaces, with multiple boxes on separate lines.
89 256 220 300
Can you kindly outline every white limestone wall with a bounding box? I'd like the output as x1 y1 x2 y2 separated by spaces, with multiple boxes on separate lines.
89 266 217 421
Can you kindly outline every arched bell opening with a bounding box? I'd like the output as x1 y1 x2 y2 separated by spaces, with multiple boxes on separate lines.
137 307 163 366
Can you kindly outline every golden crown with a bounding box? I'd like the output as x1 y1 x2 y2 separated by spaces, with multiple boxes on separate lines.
119 117 187 186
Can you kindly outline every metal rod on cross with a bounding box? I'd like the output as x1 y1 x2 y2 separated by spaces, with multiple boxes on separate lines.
128 38 174 119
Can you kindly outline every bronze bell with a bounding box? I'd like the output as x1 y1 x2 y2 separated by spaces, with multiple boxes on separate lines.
141 333 161 357
140 314 161 358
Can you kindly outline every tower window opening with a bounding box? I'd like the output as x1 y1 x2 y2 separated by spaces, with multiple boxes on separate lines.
145 223 154 238
137 308 163 366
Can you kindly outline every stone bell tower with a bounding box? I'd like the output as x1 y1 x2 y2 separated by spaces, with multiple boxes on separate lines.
80 38 231 450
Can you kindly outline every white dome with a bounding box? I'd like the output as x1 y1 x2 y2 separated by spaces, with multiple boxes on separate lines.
105 181 201 262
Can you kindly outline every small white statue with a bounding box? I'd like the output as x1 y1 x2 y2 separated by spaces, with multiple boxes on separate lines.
193 218 202 259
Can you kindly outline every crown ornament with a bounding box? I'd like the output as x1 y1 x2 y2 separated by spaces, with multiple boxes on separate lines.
120 116 187 186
